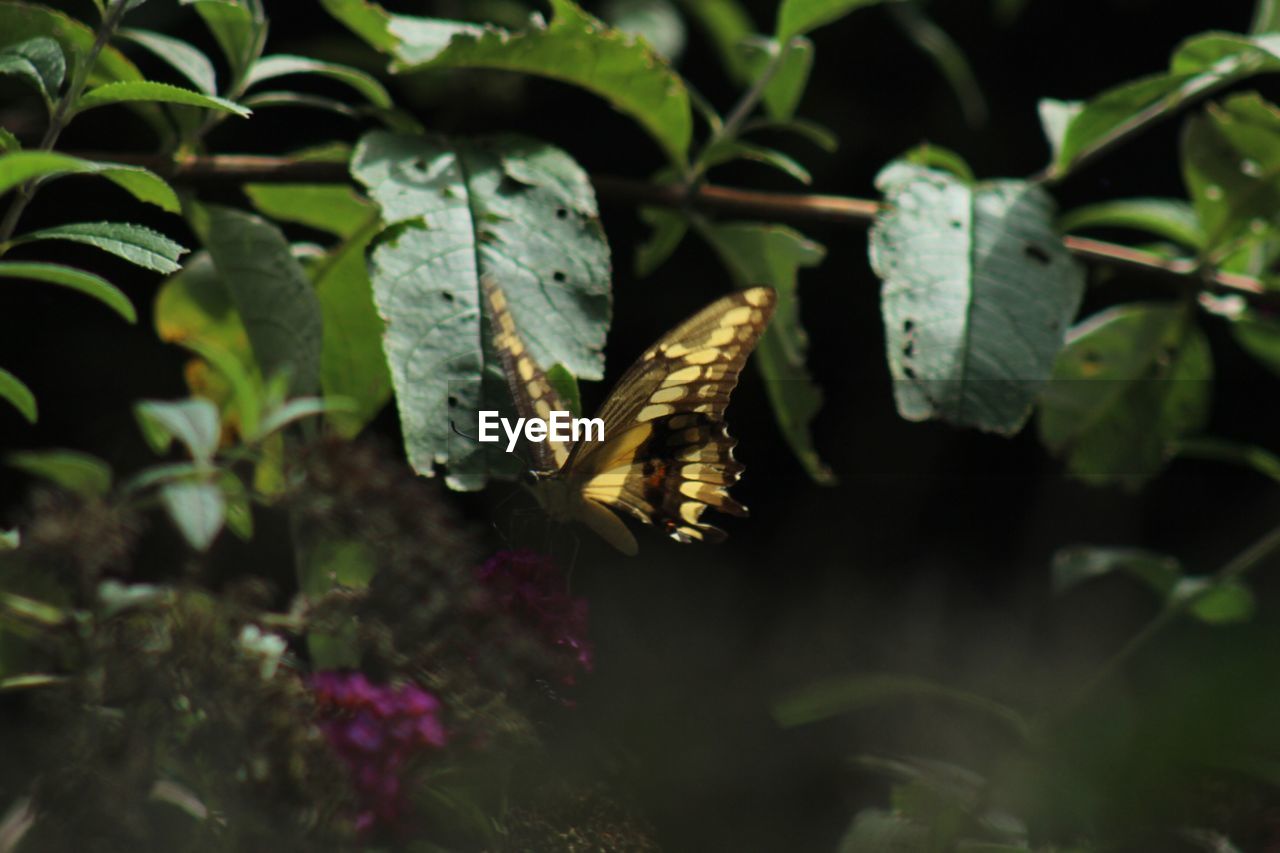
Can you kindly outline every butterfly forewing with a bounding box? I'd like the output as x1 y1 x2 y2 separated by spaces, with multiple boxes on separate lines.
482 276 572 472
569 287 776 545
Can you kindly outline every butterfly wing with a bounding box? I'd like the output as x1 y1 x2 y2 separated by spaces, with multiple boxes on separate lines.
482 276 573 472
566 287 776 546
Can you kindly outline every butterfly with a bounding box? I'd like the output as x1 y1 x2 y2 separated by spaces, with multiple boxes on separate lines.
483 276 776 555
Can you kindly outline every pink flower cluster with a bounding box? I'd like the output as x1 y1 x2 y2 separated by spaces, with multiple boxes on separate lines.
310 671 447 834
476 549 594 683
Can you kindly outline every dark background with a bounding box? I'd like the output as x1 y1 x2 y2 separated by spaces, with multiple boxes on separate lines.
4 1 1280 849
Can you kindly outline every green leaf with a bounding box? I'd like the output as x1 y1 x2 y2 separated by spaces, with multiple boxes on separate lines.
740 35 813 121
189 0 262 79
5 449 111 496
135 398 221 463
704 139 811 183
246 54 392 107
775 0 889 40
190 204 323 396
384 0 693 167
16 221 187 273
1184 578 1256 624
0 150 180 213
219 470 252 540
1051 545 1182 596
745 116 839 151
319 0 400 52
312 217 392 438
869 162 1086 434
0 367 35 423
774 673 1032 740
1037 303 1212 488
701 222 834 483
0 36 64 103
0 127 19 153
675 0 754 83
1253 0 1280 34
901 142 974 183
0 527 18 549
352 130 610 489
256 396 348 438
159 480 225 551
244 183 374 239
1182 92 1280 253
75 80 250 116
117 28 218 95
0 261 135 322
1228 305 1280 378
1058 197 1204 250
546 364 582 418
635 207 688 277
0 1 157 93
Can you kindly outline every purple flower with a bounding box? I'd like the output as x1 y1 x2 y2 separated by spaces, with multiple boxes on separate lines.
476 550 595 683
310 671 449 835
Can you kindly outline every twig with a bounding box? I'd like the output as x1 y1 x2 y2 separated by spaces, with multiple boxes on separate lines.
61 152 1278 304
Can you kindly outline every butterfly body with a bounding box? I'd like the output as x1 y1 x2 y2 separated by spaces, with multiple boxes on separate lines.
485 278 775 555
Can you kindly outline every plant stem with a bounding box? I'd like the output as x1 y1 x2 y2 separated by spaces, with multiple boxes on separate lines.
1050 520 1280 722
0 0 132 245
685 38 790 185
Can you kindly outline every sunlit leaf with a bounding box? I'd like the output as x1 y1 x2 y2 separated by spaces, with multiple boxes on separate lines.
75 80 250 116
135 398 221 463
870 162 1085 434
0 150 180 213
246 54 392 107
352 130 610 489
16 221 187 273
117 28 218 94
159 480 225 551
901 142 974 183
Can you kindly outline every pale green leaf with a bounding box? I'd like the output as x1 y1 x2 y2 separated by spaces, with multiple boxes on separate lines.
0 367 35 423
160 480 225 551
135 398 222 463
0 527 17 549
0 36 64 103
739 35 813 121
5 449 112 496
0 261 135 322
75 80 250 116
1253 0 1280 34
1037 303 1212 488
117 28 218 95
319 0 400 52
190 204 323 396
869 162 1086 434
352 130 610 489
1058 197 1204 250
16 221 187 273
1185 579 1256 624
901 142 974 183
246 54 391 107
701 222 834 483
601 0 687 62
776 0 890 40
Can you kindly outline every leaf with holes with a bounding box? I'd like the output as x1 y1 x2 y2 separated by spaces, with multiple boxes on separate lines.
869 162 1086 434
1038 303 1212 488
352 131 610 490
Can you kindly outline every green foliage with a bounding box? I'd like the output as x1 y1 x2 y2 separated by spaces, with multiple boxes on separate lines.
870 162 1086 434
326 0 694 167
5 449 112 496
13 221 186 272
775 0 889 40
73 79 250 116
1058 197 1204 250
0 151 179 210
1038 303 1211 487
352 130 610 489
0 261 136 322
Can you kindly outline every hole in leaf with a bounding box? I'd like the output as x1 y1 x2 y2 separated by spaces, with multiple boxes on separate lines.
1024 243 1052 265
447 395 459 408
903 341 915 358
950 220 962 229
441 291 455 303
556 208 569 220
413 157 426 171
903 366 917 380
903 319 915 334
553 271 567 283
